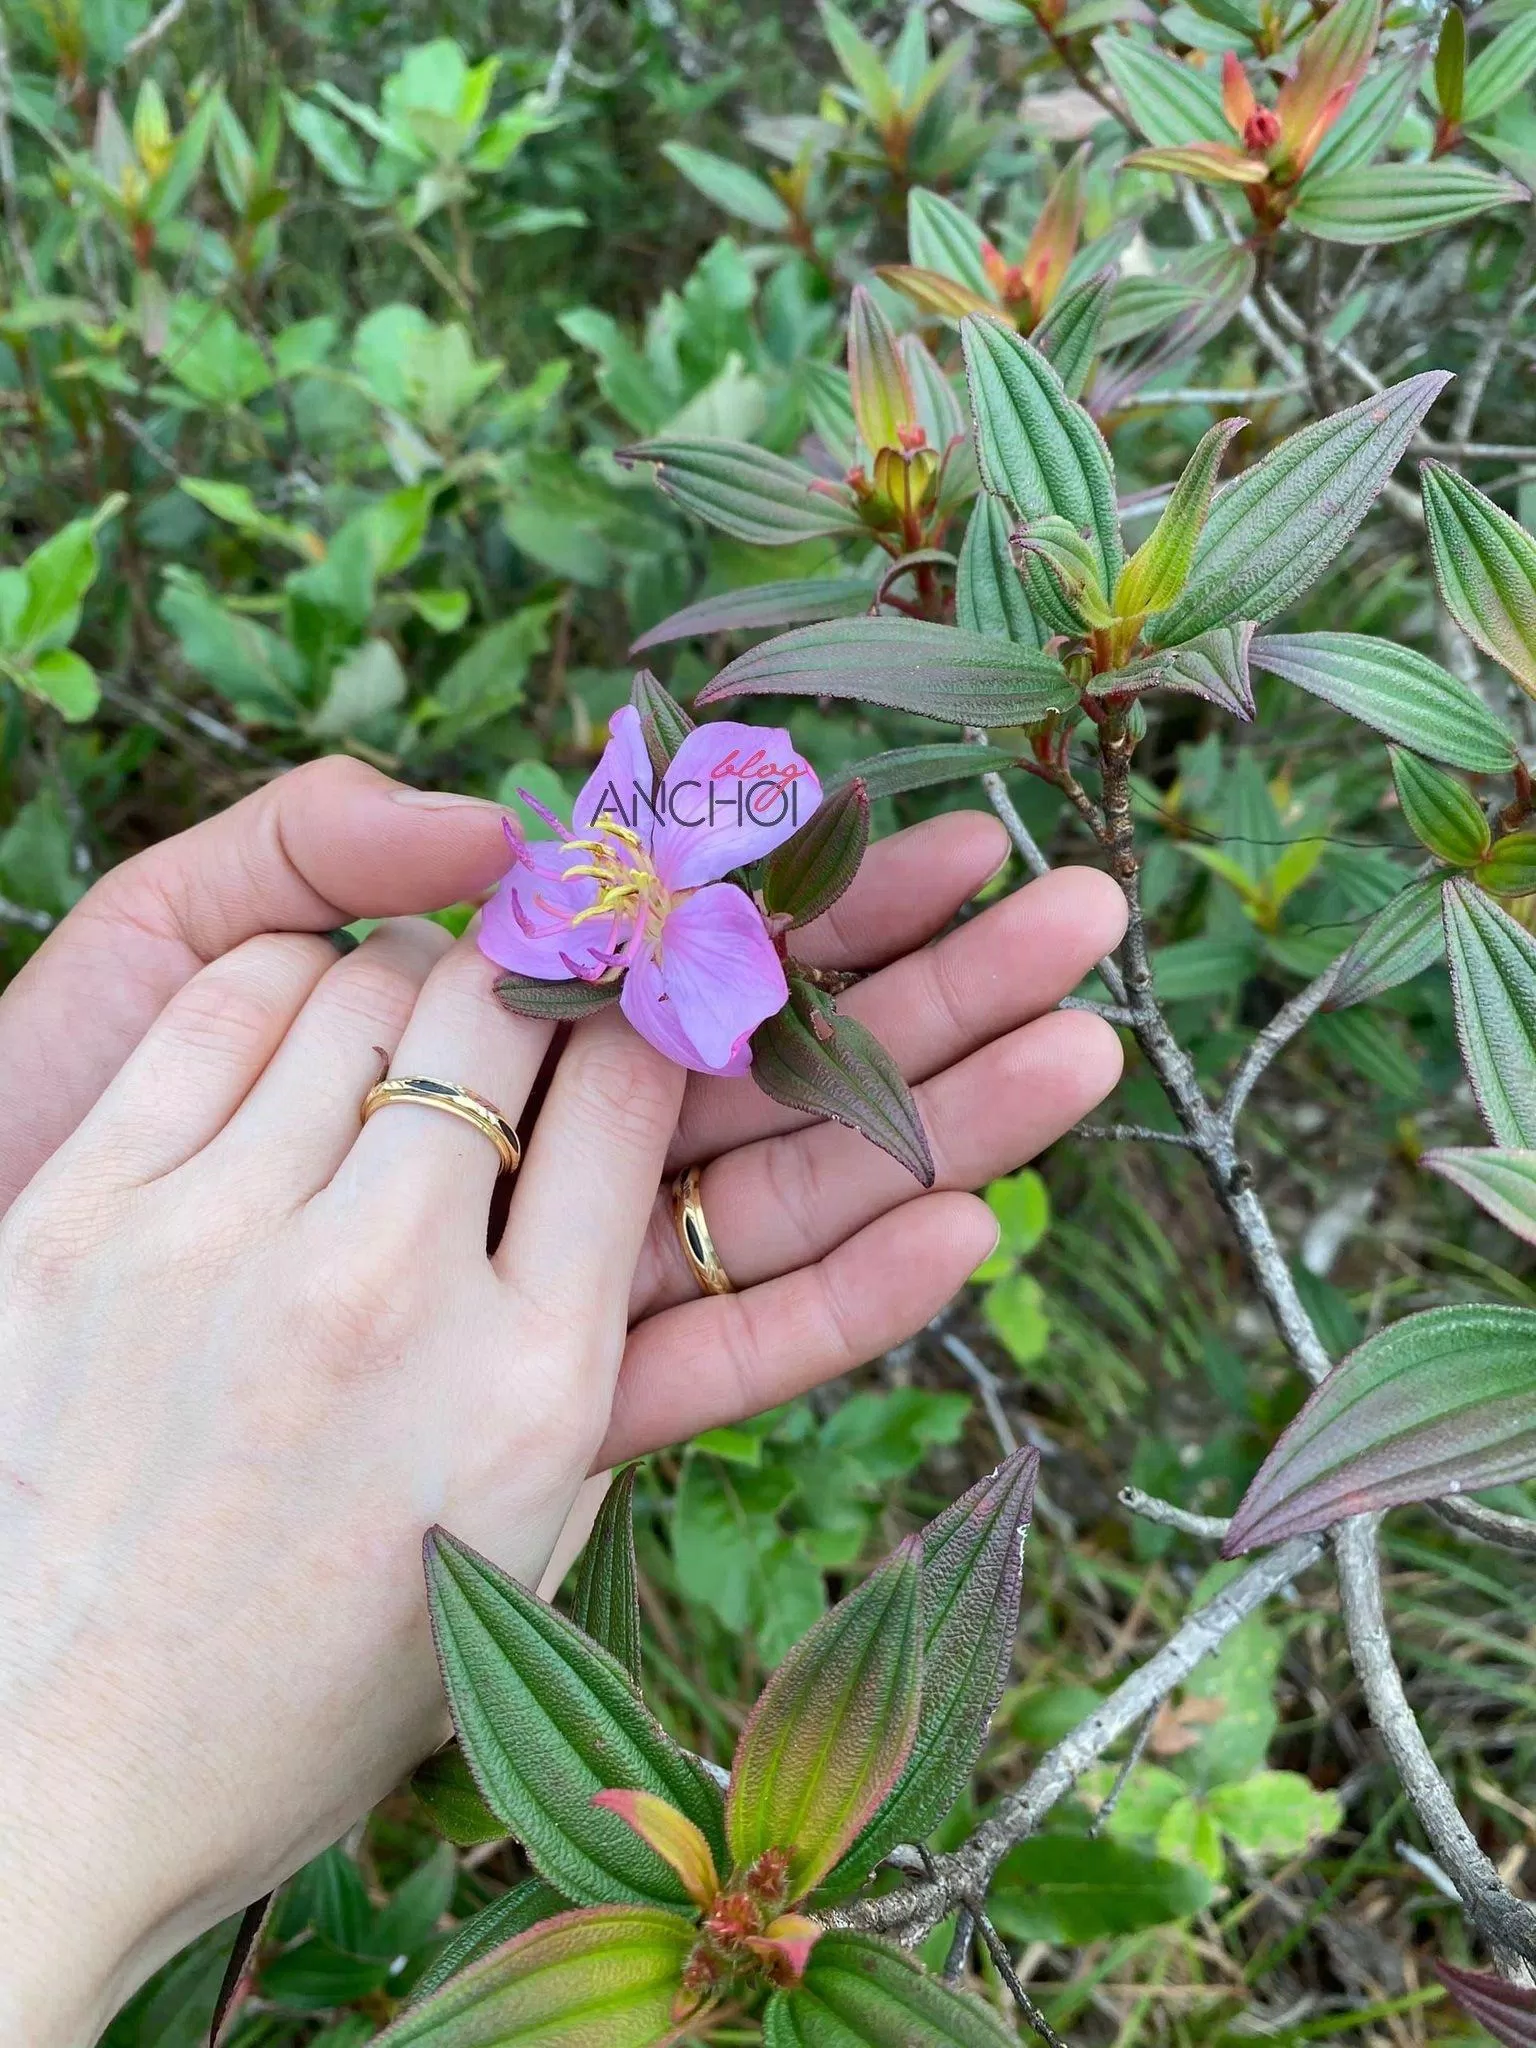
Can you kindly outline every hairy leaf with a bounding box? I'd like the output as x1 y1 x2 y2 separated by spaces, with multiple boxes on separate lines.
1125 142 1270 185
1462 9 1536 124
495 974 621 1021
1424 1148 1536 1249
1422 462 1536 698
764 1933 1017 2047
726 1539 923 1898
1032 270 1114 401
1478 833 1536 899
629 668 695 776
1095 35 1231 146
1390 748 1490 866
1224 1304 1536 1553
848 286 914 455
410 1881 568 2006
876 265 995 322
413 1741 509 1847
954 495 1042 649
763 779 870 927
591 1792 718 1910
960 315 1122 593
826 1449 1039 1889
1443 877 1536 1146
1116 418 1246 621
1150 374 1451 644
1251 631 1516 772
697 618 1072 728
1091 244 1255 414
1291 162 1528 244
1275 0 1379 161
616 440 863 545
425 1530 725 1909
906 186 992 297
1437 1961 1536 2048
1327 877 1445 1008
375 1904 694 2048
751 982 935 1185
569 1467 642 1686
829 742 1020 802
1097 625 1256 719
631 578 878 653
1305 52 1423 177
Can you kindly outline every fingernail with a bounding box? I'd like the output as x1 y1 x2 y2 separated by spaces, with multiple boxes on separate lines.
391 787 506 813
324 927 361 956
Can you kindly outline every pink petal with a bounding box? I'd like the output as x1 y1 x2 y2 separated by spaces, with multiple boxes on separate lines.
650 721 822 891
479 842 621 981
572 706 660 839
621 883 787 1075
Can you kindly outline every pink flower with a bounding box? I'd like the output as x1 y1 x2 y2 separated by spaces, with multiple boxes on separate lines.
480 708 822 1077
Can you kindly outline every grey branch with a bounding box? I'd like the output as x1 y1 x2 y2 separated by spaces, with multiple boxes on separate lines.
941 1334 1018 1460
1077 1122 1202 1150
125 0 190 59
1433 1496 1536 1557
0 894 54 933
1088 1706 1159 1838
1450 205 1536 447
970 1905 1072 2048
1221 959 1342 1131
1119 1486 1231 1539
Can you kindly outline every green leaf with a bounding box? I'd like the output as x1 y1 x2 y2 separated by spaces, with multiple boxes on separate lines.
988 1169 1050 1259
260 1941 391 2007
825 1448 1039 1890
1291 161 1528 244
726 1536 923 1898
1095 34 1231 146
1463 8 1536 123
1100 625 1256 719
1224 1304 1536 1552
309 638 408 739
1478 833 1536 899
1422 462 1536 699
1251 631 1516 772
1115 417 1246 621
766 1932 1017 2048
1443 875 1536 1146
424 1529 725 1909
1390 747 1490 866
426 607 555 738
828 742 1020 803
1125 141 1271 185
985 1270 1051 1367
158 566 305 724
410 588 472 634
12 497 122 654
906 187 991 297
697 618 1072 728
960 314 1122 594
989 1834 1214 1943
848 285 914 455
618 439 863 546
1328 876 1445 1008
1207 1771 1342 1858
751 979 935 1186
660 140 790 231
374 1904 694 2048
1435 6 1466 126
820 1 900 125
1150 374 1451 644
1305 52 1424 177
569 1467 643 1687
1438 1961 1536 2048
631 578 877 654
1032 270 1114 402
412 1740 507 1846
409 1881 568 2006
1424 1147 1536 1249
763 780 870 928
26 649 99 721
630 667 695 777
954 495 1042 650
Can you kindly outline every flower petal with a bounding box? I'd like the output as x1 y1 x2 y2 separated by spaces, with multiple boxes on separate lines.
479 840 622 981
649 721 823 891
621 883 787 1075
573 705 659 837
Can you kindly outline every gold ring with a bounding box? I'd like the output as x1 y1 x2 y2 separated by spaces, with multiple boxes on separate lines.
361 1076 521 1176
671 1164 735 1297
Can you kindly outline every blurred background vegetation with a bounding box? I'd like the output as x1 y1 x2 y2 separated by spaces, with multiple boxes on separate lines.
5 0 1536 2038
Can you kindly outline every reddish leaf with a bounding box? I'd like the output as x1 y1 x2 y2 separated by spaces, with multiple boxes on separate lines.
848 285 915 455
591 1793 718 1911
1437 1961 1536 2048
762 779 870 928
751 979 934 1186
764 1932 1017 2046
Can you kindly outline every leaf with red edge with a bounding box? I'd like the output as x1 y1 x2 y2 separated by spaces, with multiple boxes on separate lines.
569 1466 643 1686
1017 147 1085 317
876 265 997 323
762 779 870 929
591 1793 718 1911
824 1449 1038 1891
1423 1147 1536 1249
630 578 878 654
1444 876 1536 1147
746 1914 822 1986
629 668 694 777
764 1932 1017 2047
616 440 863 546
1093 625 1255 720
1275 0 1379 161
726 1537 923 1900
1125 142 1269 185
1223 1305 1536 1555
1438 1960 1536 2047
848 285 915 455
750 979 935 1186
373 1904 696 2048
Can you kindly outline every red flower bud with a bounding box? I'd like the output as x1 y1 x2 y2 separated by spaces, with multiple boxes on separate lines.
1243 106 1283 153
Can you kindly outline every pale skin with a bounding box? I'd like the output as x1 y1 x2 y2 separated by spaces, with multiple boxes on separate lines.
0 757 1126 2045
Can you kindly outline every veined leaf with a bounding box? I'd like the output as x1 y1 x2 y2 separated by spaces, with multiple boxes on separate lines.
1389 748 1490 866
375 1904 694 2048
1291 162 1528 244
821 1 900 125
1125 142 1270 185
409 1881 568 2005
829 742 1019 802
630 668 695 775
1091 243 1255 413
826 1449 1038 1889
1099 623 1256 719
413 1741 508 1847
697 617 1073 727
1424 1147 1536 1249
765 1933 1017 2048
906 186 992 296
569 1467 642 1686
1437 1961 1536 2048
1033 270 1114 404
848 286 915 455
1149 373 1451 644
1251 631 1516 772
1327 877 1445 1008
630 577 877 654
591 1792 718 1911
726 1539 923 1898
876 265 997 323
1305 51 1424 177
1477 833 1536 899
955 495 1042 649
616 440 863 545
496 974 622 1022
1435 7 1466 126
763 779 870 928
900 334 966 453
1095 35 1231 147
1274 0 1379 163
961 314 1122 592
425 1530 725 1910
660 141 791 232
1443 875 1536 1147
1224 1304 1536 1553
1422 462 1536 698
1115 417 1246 621
1463 9 1536 123
751 980 934 1185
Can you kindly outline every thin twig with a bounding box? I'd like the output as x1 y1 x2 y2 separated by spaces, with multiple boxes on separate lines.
125 0 190 60
0 894 54 933
0 18 40 295
1450 204 1536 447
1221 959 1342 1131
1089 1707 1159 1838
1119 1487 1231 1540
941 1335 1017 1459
1077 1123 1202 1150
969 1903 1072 2048
1059 997 1139 1028
1432 1496 1536 1557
